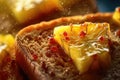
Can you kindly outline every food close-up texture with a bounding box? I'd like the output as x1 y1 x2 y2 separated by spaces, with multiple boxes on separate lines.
0 0 120 80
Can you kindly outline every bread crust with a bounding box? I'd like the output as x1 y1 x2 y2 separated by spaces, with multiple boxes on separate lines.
17 13 113 35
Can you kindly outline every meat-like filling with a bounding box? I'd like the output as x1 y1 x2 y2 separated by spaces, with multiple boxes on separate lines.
18 29 81 80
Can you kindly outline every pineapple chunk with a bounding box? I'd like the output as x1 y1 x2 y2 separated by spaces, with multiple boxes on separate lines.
54 22 111 74
0 34 15 64
6 0 62 23
113 7 120 24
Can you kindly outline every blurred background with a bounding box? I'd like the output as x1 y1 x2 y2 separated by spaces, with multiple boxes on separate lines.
0 0 120 35
97 0 120 12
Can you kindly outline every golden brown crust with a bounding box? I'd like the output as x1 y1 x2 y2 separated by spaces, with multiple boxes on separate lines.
17 13 113 36
16 12 120 80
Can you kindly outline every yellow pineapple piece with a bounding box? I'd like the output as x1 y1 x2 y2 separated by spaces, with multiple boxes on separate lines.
0 34 15 64
69 45 93 73
6 0 63 23
113 7 120 24
54 22 111 74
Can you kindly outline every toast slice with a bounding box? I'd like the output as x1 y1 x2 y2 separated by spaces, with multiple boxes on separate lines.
15 13 120 80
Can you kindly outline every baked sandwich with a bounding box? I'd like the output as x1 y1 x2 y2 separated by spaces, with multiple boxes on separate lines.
15 8 120 80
